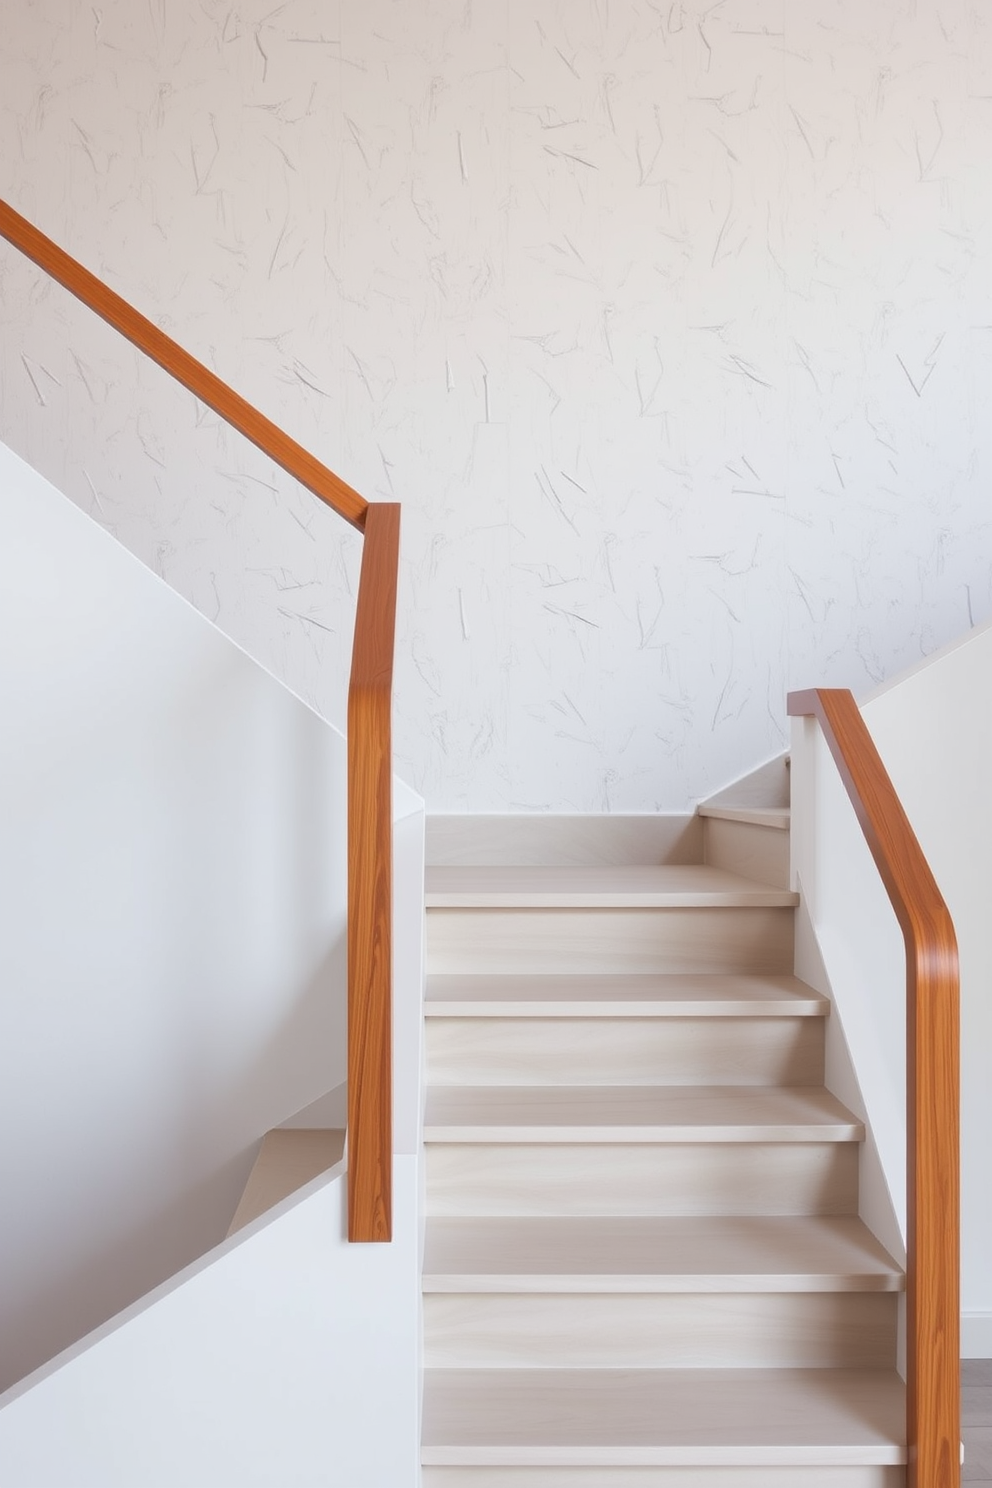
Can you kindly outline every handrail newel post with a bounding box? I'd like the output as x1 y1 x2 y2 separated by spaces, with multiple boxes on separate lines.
347 503 401 1243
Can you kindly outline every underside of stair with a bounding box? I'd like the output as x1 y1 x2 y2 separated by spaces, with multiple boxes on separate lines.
421 853 905 1483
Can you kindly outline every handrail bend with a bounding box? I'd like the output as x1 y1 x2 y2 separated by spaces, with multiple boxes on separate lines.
0 198 396 1242
788 688 959 1488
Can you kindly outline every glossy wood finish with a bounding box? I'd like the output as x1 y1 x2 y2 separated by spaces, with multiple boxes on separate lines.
2 197 401 1244
788 687 960 1488
0 199 368 530
348 502 401 1241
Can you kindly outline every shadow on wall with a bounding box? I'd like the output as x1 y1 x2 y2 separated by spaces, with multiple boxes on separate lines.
0 450 353 1395
0 929 346 1397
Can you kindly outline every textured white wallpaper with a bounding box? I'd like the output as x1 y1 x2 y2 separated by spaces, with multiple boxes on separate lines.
2 0 991 811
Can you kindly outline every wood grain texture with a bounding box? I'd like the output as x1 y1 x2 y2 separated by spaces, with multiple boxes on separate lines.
421 1368 907 1466
348 503 401 1241
788 687 959 1488
0 198 368 530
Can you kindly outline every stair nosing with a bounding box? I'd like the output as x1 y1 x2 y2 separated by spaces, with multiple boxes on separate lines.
424 1085 865 1144
425 864 798 909
421 1367 907 1467
425 972 829 1018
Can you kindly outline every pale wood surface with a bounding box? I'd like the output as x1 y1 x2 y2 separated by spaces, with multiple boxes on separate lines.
422 1466 906 1487
703 815 791 888
699 804 791 829
424 1291 897 1369
425 972 829 1017
426 1142 860 1217
425 864 798 907
424 1084 865 1143
227 1129 345 1236
421 1369 907 1466
789 688 959 1488
426 814 704 867
422 1215 904 1292
426 1014 822 1087
428 906 796 975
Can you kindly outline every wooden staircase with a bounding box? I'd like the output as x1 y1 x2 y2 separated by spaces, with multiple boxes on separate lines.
420 795 907 1484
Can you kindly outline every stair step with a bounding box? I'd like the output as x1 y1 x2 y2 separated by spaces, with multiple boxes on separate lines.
699 803 791 830
424 1086 864 1143
428 905 796 976
423 1466 904 1487
424 1292 897 1369
426 864 797 908
425 972 828 1017
422 1216 903 1292
421 1368 906 1467
426 1012 823 1086
427 1141 859 1217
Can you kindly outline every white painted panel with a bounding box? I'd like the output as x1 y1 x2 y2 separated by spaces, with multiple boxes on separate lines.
791 617 992 1350
0 442 426 1393
0 1159 420 1488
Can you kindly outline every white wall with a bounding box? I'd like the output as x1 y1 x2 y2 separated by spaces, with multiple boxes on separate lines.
791 619 992 1354
3 0 992 812
0 440 354 1391
0 1158 421 1488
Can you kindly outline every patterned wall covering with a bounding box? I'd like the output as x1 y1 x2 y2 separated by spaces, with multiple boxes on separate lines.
2 0 991 810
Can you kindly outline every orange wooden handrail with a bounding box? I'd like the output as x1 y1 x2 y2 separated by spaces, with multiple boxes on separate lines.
347 502 400 1242
1 198 396 1243
788 688 959 1488
0 199 368 532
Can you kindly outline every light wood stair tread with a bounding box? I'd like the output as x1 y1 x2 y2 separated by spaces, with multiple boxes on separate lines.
426 864 798 908
425 972 828 1017
421 1368 906 1465
422 1215 903 1292
227 1128 345 1236
698 803 791 829
424 1085 864 1142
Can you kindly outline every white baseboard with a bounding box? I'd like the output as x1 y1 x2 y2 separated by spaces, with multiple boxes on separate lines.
961 1313 992 1357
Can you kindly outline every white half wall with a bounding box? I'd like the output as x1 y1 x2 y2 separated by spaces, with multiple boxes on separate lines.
0 1158 421 1488
3 0 992 812
791 618 992 1355
0 440 358 1390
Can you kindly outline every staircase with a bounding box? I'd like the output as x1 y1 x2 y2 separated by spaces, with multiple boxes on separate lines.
420 788 907 1484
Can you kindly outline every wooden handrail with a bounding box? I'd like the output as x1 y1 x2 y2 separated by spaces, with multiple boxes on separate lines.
788 688 959 1488
1 197 397 1243
347 502 400 1242
0 199 368 531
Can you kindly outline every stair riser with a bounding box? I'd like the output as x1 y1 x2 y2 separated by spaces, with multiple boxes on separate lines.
428 907 795 975
426 1017 823 1087
423 1468 905 1487
703 816 791 889
424 1292 897 1369
426 1143 859 1217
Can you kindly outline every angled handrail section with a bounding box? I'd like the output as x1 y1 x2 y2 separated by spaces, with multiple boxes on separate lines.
0 198 397 1242
788 687 959 1488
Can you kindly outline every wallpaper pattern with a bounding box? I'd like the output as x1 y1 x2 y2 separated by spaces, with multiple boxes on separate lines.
2 0 991 809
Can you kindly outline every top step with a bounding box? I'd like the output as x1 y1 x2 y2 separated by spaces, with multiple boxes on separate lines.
426 865 798 909
698 804 790 830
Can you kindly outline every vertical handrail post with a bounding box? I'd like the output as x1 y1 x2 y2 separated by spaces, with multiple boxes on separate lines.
347 503 401 1242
